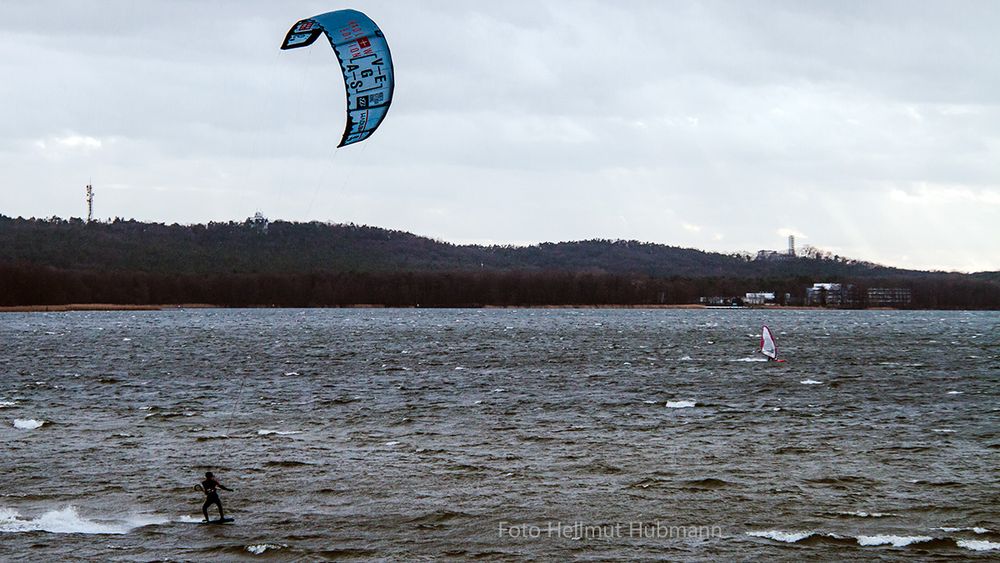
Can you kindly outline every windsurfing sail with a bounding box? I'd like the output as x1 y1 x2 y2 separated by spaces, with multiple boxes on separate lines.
280 10 394 147
760 325 778 361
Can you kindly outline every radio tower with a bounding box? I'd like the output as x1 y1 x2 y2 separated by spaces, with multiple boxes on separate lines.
788 234 795 257
85 183 94 223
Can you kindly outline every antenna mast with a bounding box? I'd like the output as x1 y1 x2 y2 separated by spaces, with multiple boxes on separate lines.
85 183 94 223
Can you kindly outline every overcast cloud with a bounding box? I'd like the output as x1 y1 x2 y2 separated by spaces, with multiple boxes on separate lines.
1 0 998 271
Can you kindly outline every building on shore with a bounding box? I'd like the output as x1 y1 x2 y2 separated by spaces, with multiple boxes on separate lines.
806 283 862 308
699 296 744 307
744 292 776 305
866 287 912 308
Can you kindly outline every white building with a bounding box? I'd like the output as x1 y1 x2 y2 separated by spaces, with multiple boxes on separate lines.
744 292 776 305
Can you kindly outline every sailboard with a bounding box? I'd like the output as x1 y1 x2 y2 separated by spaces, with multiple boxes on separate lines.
760 325 785 362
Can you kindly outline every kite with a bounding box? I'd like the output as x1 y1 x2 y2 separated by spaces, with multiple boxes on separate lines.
280 10 394 147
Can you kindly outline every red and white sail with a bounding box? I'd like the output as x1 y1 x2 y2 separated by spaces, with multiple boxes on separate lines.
760 325 778 360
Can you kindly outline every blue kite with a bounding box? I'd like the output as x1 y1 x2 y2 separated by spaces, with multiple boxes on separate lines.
281 10 394 147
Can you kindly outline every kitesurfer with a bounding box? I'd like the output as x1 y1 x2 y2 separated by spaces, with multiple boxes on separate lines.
199 471 233 522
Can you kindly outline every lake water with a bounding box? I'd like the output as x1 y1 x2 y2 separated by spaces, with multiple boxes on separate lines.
2 309 998 560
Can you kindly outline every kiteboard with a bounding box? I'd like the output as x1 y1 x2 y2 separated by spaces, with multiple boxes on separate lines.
201 517 235 525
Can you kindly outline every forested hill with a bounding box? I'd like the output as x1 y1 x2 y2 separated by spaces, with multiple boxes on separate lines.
3 216 999 308
0 215 967 279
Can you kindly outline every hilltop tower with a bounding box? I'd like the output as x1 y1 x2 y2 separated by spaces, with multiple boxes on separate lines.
85 184 94 223
788 235 795 256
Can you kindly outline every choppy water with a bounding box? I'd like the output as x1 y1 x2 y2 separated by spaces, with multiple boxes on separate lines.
1 308 998 561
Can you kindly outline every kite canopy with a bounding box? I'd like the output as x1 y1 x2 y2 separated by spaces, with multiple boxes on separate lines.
280 9 394 147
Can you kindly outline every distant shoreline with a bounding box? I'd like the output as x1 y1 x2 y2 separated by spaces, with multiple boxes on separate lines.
0 304 216 312
0 303 925 312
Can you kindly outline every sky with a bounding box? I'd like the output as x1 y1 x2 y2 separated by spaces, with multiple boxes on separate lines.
1 1 998 272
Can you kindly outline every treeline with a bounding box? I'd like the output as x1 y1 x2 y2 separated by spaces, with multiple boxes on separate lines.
0 215 941 279
3 262 998 309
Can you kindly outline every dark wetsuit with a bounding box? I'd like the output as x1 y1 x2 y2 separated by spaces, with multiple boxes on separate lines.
201 478 225 520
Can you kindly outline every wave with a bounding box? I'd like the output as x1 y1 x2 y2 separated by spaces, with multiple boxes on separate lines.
665 400 696 408
246 543 287 555
176 515 204 523
748 529 998 551
800 379 823 385
0 401 17 408
0 506 166 534
13 419 45 430
734 357 767 362
837 511 897 518
935 526 990 534
263 460 313 467
143 412 185 420
193 432 234 442
747 530 815 543
316 396 362 406
257 429 302 436
856 534 934 547
774 446 814 455
406 509 472 528
805 475 875 486
680 477 731 489
957 540 1000 552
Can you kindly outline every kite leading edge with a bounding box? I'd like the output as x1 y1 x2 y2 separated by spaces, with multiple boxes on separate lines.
280 10 394 147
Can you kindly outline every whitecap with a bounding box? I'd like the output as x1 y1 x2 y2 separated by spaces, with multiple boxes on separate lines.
0 506 166 534
257 430 302 436
665 400 696 409
839 511 896 518
679 355 693 361
0 402 17 408
800 380 823 385
283 372 299 376
957 539 1000 552
946 391 963 395
734 357 767 362
856 534 932 547
931 429 956 433
13 419 44 430
936 526 989 534
246 543 285 555
746 530 813 543
385 441 399 447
